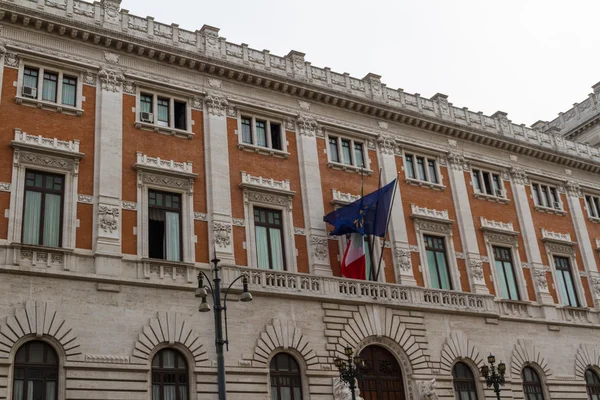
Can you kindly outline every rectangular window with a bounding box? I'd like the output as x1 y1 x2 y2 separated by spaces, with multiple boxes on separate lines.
492 246 519 300
424 235 452 290
22 170 64 247
61 76 77 107
23 67 39 90
585 195 600 219
354 143 365 168
416 157 427 180
532 183 561 210
427 159 438 184
341 139 352 165
256 119 267 147
271 122 282 150
241 117 253 144
148 190 182 262
157 98 169 127
473 170 482 193
329 137 340 163
254 207 285 270
140 94 153 114
42 71 58 103
472 169 504 197
174 100 187 130
554 256 579 307
405 154 416 179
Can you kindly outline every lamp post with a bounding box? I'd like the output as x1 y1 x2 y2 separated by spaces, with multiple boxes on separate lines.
480 353 506 400
334 346 364 400
196 254 253 400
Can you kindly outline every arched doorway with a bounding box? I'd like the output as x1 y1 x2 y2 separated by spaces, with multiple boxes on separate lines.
358 345 406 400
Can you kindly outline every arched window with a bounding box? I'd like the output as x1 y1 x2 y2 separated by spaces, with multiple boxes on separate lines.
452 362 478 400
151 349 188 400
358 345 406 400
13 340 59 400
522 366 545 400
586 368 600 400
270 353 302 400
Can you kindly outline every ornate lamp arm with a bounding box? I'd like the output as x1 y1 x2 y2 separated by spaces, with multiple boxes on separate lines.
222 273 247 351
198 270 216 304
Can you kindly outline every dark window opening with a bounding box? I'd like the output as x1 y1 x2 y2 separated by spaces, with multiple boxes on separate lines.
254 207 286 270
152 349 188 400
148 190 182 262
270 353 302 400
174 100 187 130
22 170 64 247
329 137 340 163
13 341 59 400
271 122 282 150
522 367 545 400
452 362 478 400
241 117 253 144
424 235 452 290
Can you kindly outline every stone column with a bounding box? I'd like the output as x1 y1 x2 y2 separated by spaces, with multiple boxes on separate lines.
295 114 331 276
446 151 488 294
0 41 5 105
203 93 234 264
565 180 600 307
377 134 416 285
510 167 555 307
94 67 124 276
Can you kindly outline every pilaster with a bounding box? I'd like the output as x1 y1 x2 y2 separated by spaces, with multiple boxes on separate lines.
510 167 555 307
446 151 488 294
295 114 331 276
94 66 124 276
377 134 416 285
0 40 5 105
203 92 234 264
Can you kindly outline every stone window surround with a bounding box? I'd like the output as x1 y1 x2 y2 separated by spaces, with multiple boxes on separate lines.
133 156 197 264
324 128 373 174
468 164 510 204
529 179 567 216
146 343 195 400
481 225 528 302
133 84 194 139
15 57 85 116
449 358 486 400
411 210 460 291
7 129 82 253
266 350 310 400
583 192 600 223
518 363 552 400
401 147 446 191
234 108 290 158
542 236 587 309
241 176 297 273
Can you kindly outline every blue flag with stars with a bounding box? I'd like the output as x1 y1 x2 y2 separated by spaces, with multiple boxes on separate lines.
324 179 396 238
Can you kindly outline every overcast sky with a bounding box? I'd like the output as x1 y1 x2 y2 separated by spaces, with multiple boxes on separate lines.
124 0 599 126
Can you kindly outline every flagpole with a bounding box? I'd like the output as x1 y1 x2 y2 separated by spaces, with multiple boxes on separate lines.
368 168 383 281
374 174 399 282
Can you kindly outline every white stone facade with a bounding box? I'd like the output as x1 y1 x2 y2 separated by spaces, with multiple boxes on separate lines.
1 1 600 400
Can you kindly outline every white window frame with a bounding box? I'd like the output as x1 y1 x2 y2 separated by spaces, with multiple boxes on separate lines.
134 86 193 139
134 153 197 265
402 150 445 190
16 59 84 116
470 167 509 203
325 131 372 174
544 242 586 308
483 231 527 302
236 111 289 158
7 129 82 269
584 193 600 223
530 181 566 215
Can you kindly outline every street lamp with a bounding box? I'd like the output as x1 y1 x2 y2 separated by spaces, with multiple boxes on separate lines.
196 254 253 400
334 346 364 400
480 353 506 400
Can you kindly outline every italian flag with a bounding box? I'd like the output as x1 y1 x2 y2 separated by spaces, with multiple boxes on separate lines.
341 233 367 280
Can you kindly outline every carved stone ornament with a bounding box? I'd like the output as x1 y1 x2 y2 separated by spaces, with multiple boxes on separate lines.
205 93 228 116
0 182 10 192
565 180 582 198
83 72 97 86
418 378 439 400
468 259 484 281
0 43 6 56
333 378 364 400
98 205 119 233
103 51 119 64
415 220 450 234
98 68 124 92
298 100 311 111
4 53 19 68
592 277 600 296
122 201 137 210
533 268 548 290
245 191 291 209
310 235 328 261
77 194 93 204
297 114 319 137
510 167 528 185
377 134 396 155
194 212 208 221
446 151 468 171
191 97 203 110
207 78 222 89
122 80 136 95
284 118 296 132
18 151 75 172
395 248 412 272
213 222 232 248
139 172 192 191
101 0 121 23
378 121 389 130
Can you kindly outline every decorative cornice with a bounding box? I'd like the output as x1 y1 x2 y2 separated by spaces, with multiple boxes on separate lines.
541 229 575 245
410 205 451 222
331 189 360 206
480 217 518 235
240 172 294 195
11 129 82 158
85 355 129 364
134 152 196 178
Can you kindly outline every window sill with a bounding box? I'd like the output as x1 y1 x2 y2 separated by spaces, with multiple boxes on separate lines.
534 205 566 216
237 143 290 159
327 162 373 175
588 216 600 224
405 178 445 191
13 243 74 254
473 192 509 204
15 96 83 116
141 257 194 267
134 121 194 139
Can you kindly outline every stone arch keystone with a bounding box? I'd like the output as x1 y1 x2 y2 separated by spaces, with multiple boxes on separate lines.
440 331 484 374
510 339 551 379
252 318 318 368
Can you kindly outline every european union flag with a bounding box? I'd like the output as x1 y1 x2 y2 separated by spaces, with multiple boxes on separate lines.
324 179 397 238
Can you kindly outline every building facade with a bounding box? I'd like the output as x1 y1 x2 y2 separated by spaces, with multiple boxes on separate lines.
1 1 600 399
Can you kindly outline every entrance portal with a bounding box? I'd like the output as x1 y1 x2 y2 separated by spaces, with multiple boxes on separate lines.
358 345 406 400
